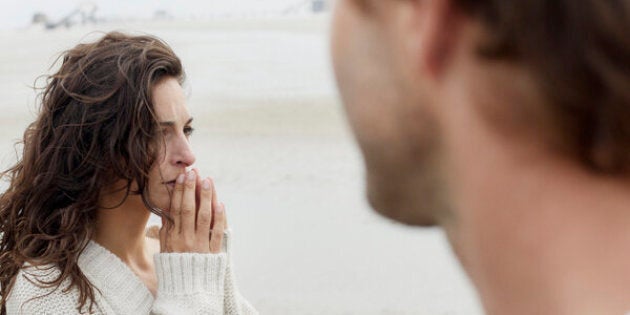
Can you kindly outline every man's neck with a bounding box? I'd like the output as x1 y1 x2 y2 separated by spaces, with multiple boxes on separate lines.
446 136 630 314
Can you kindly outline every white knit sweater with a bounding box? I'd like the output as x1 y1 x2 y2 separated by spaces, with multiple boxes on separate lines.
6 231 257 315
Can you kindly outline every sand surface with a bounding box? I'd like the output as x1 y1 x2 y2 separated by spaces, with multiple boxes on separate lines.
0 16 482 314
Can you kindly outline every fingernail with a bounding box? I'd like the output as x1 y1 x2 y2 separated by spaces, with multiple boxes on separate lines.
187 171 196 181
217 203 224 213
202 178 211 190
176 174 185 184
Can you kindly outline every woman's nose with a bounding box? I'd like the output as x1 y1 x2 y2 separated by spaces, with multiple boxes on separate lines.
173 139 196 167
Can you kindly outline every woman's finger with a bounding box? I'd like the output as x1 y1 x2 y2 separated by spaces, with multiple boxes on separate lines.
170 173 186 236
179 171 197 240
222 202 229 230
210 179 219 229
193 168 202 221
209 203 225 253
195 177 213 249
159 216 167 252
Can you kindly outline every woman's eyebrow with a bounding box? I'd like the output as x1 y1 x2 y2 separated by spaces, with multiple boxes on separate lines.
159 117 193 127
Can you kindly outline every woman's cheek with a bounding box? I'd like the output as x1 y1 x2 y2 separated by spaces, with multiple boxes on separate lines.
148 183 170 211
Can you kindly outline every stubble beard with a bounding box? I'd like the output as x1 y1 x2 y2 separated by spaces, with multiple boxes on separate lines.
362 138 450 227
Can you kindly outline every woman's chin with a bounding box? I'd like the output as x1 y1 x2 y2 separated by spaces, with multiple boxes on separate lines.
147 195 170 212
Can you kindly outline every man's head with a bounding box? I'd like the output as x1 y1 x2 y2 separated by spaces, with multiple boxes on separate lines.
332 0 630 312
332 0 630 226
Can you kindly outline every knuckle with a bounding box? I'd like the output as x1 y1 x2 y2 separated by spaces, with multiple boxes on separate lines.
184 180 195 189
198 211 212 225
181 207 194 216
213 233 224 243
200 186 211 196
212 226 225 237
183 237 194 249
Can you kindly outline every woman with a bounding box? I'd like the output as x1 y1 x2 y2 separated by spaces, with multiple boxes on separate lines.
0 32 257 314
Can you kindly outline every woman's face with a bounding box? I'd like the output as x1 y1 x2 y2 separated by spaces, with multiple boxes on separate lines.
147 77 196 211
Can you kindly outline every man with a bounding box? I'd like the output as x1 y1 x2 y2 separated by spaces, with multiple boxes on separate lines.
331 0 630 314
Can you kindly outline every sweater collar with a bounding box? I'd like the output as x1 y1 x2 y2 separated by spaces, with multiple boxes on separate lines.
78 240 154 314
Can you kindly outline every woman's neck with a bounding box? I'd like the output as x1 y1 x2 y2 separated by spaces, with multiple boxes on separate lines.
94 193 152 268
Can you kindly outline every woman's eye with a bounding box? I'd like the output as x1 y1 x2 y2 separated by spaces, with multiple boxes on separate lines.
184 126 194 137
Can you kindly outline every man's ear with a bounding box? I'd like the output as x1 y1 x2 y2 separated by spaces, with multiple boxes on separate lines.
409 0 466 79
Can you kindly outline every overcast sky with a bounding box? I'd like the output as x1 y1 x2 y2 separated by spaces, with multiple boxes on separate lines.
0 0 319 29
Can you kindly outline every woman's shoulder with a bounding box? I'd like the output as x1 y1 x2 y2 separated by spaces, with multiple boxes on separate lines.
7 264 83 314
16 262 61 280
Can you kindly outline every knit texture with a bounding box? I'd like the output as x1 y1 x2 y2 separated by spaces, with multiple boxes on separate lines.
6 231 257 315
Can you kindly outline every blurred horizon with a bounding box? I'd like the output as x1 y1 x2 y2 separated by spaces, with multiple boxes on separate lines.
0 0 332 30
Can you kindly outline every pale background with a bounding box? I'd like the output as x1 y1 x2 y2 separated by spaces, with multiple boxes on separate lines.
0 1 482 314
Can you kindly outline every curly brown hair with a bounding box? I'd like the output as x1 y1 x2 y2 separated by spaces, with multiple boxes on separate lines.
0 32 184 313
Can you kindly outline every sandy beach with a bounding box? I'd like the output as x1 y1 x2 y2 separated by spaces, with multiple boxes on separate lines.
0 16 482 314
